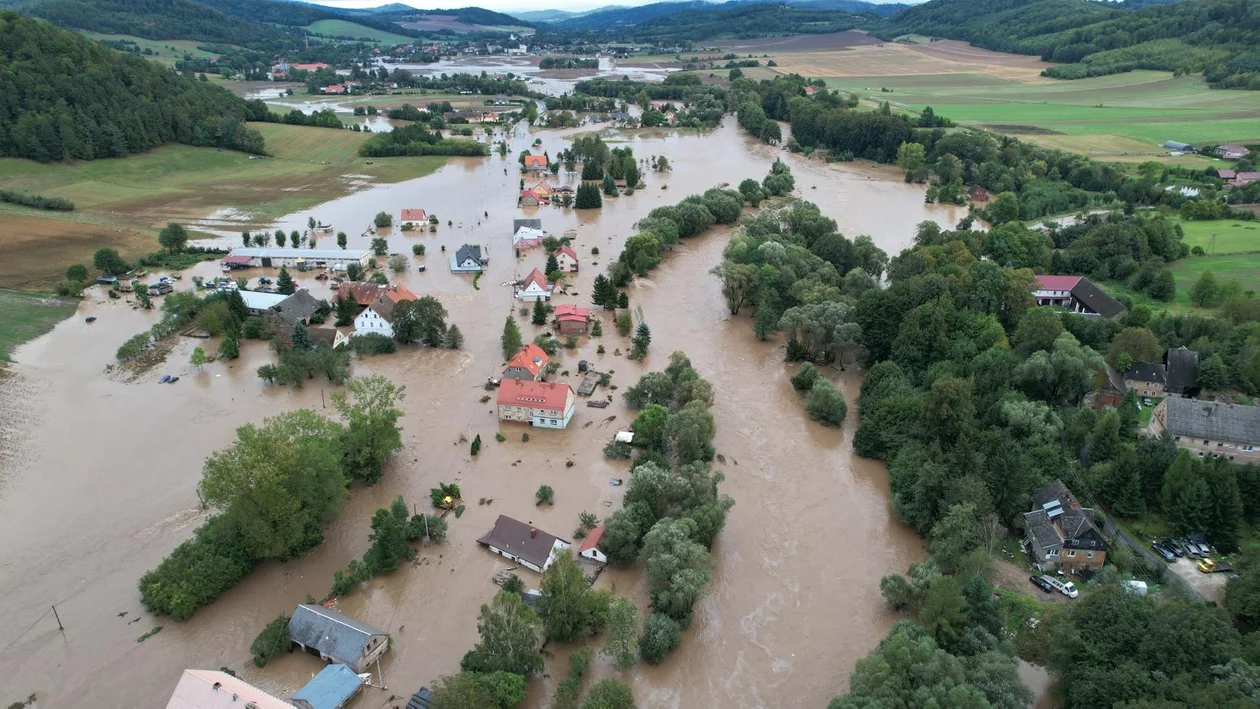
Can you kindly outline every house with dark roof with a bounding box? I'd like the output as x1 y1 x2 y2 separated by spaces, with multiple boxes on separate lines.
1032 275 1126 319
287 604 389 673
1123 362 1166 397
263 289 325 334
477 515 570 572
513 218 542 233
1022 480 1108 573
1090 364 1127 409
1150 398 1260 462
1165 346 1199 397
1163 140 1193 152
451 244 488 273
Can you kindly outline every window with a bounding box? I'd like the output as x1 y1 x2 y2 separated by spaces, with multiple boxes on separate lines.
1244 445 1255 452
1049 548 1059 557
1204 440 1210 445
1066 550 1076 558
1087 551 1094 559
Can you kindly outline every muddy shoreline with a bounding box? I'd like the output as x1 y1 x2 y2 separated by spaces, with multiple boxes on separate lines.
0 118 964 708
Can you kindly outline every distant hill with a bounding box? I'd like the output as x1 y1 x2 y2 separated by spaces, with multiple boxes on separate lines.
882 0 1260 88
24 0 298 47
531 0 903 29
619 3 871 41
0 9 263 162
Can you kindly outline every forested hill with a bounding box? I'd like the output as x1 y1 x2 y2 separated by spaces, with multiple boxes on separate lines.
0 10 264 162
882 0 1260 89
622 4 871 42
24 0 296 48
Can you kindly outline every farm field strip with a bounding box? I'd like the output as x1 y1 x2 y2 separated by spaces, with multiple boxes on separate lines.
304 19 413 45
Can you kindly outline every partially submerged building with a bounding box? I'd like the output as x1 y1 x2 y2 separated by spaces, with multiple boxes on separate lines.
496 378 575 429
515 268 553 302
352 285 419 340
167 669 294 709
477 515 570 572
287 604 390 674
221 248 371 270
504 343 549 381
451 244 488 273
291 663 365 709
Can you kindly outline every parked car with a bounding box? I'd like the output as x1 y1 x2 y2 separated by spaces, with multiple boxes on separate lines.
1198 558 1233 573
1029 575 1054 593
1151 541 1176 562
1043 575 1079 598
1160 538 1184 557
1176 538 1200 558
1142 397 1152 406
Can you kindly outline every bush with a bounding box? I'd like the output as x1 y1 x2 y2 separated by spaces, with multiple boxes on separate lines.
242 316 265 339
350 333 397 355
790 362 818 391
639 613 681 664
604 440 632 459
389 254 408 273
374 211 392 228
138 516 258 621
412 243 426 256
536 484 554 505
806 380 847 427
250 615 290 667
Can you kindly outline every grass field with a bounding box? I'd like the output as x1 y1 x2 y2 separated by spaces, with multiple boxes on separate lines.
305 19 413 45
1170 254 1260 298
0 290 79 362
78 32 230 64
1177 219 1260 255
760 37 1259 164
0 124 447 289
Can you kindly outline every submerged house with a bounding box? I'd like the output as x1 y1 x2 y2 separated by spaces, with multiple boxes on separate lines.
553 244 579 273
401 208 428 225
477 515 570 572
1022 480 1108 573
167 669 294 709
513 226 545 250
451 244 488 273
523 154 549 173
287 604 390 674
577 524 607 564
291 663 364 709
496 378 575 429
554 304 590 335
352 285 418 339
504 343 549 381
515 268 552 301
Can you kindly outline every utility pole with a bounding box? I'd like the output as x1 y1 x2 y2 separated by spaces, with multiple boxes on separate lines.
51 605 63 632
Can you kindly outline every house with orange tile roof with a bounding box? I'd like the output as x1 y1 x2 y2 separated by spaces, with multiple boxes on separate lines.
401 208 427 224
505 343 549 381
497 378 575 428
553 244 578 273
342 282 385 307
523 154 549 173
352 285 418 339
518 189 546 207
577 524 607 564
530 179 554 197
515 267 552 302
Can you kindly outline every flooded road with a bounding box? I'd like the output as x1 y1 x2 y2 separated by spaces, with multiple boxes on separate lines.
0 118 964 707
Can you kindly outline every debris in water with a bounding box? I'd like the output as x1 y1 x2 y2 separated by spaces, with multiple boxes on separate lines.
604 416 616 422
716 454 726 463
479 395 491 403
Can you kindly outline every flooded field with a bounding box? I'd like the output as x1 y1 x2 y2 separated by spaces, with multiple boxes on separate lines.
0 118 967 707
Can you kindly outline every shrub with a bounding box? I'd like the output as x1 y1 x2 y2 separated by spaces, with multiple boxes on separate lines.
250 615 290 667
536 484 555 505
604 440 632 459
790 362 818 391
639 613 681 664
242 316 265 339
389 254 408 273
374 211 392 227
412 243 426 256
495 432 506 442
806 380 847 427
350 333 397 355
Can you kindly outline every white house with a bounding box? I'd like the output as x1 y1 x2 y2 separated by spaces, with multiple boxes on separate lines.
221 248 370 270
496 378 575 429
577 524 607 564
553 244 579 273
352 285 418 339
477 515 570 573
515 268 552 302
513 226 544 250
451 244 487 273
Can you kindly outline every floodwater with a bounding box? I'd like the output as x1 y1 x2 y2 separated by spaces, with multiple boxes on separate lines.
0 117 969 708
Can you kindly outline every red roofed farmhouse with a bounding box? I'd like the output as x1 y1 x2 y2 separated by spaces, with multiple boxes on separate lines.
505 343 549 381
554 304 590 335
577 524 607 564
523 154 549 172
497 379 575 429
401 208 427 224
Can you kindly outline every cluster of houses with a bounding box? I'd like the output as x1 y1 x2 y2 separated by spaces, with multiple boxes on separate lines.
166 603 422 709
1216 169 1260 188
519 178 574 207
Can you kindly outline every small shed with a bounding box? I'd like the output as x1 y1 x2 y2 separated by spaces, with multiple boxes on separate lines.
291 664 364 709
614 431 634 444
578 524 607 564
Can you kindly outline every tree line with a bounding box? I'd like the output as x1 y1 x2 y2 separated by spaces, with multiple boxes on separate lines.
139 376 405 620
0 11 265 162
359 123 490 158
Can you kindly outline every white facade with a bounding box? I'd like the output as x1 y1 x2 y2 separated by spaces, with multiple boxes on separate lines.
353 307 394 339
513 226 544 249
224 248 370 269
515 279 551 302
555 250 578 272
487 538 570 573
579 546 607 564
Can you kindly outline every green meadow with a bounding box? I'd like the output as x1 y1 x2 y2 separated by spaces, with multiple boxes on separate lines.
0 290 79 362
305 19 413 45
1177 219 1260 255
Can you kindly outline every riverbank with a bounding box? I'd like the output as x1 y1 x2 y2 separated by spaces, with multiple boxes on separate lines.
0 290 79 362
0 117 955 707
0 124 448 289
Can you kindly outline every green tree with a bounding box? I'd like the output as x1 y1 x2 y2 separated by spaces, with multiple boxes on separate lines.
198 409 347 560
581 679 634 709
1163 449 1211 534
540 550 611 642
428 671 527 709
632 322 652 356
1191 269 1221 307
370 237 388 256
639 612 681 664
363 496 415 573
592 274 617 309
710 261 760 315
392 297 448 346
806 380 847 427
501 316 522 359
987 191 1020 224
374 211 392 228
249 615 290 667
1108 327 1162 368
291 321 311 350
617 291 630 309
631 404 670 452
928 503 982 574
791 362 819 391
641 517 713 624
1198 353 1229 391
1013 332 1104 405
896 141 926 180
219 333 239 360
444 323 464 349
334 293 356 327
189 346 208 370
276 266 295 295
275 230 287 248
575 182 603 209
602 597 639 670
65 263 88 283
337 231 347 249
918 575 968 647
531 298 547 326
331 375 405 484
158 222 189 253
461 590 544 676
93 247 127 276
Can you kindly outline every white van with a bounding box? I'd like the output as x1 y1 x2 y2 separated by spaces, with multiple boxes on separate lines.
1043 575 1079 598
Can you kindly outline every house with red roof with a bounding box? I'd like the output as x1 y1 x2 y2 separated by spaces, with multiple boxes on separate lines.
1230 172 1260 187
1033 275 1126 319
577 524 607 564
553 244 579 273
505 343 549 381
523 154 549 173
321 84 346 95
515 267 552 302
1219 169 1237 180
291 62 330 72
496 379 576 429
519 189 547 208
352 285 419 339
554 304 590 335
401 208 427 224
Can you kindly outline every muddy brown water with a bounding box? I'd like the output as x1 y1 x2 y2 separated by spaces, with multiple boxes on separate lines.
0 118 976 707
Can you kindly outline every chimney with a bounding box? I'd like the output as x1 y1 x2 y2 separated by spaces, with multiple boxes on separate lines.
530 528 537 538
212 682 222 691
